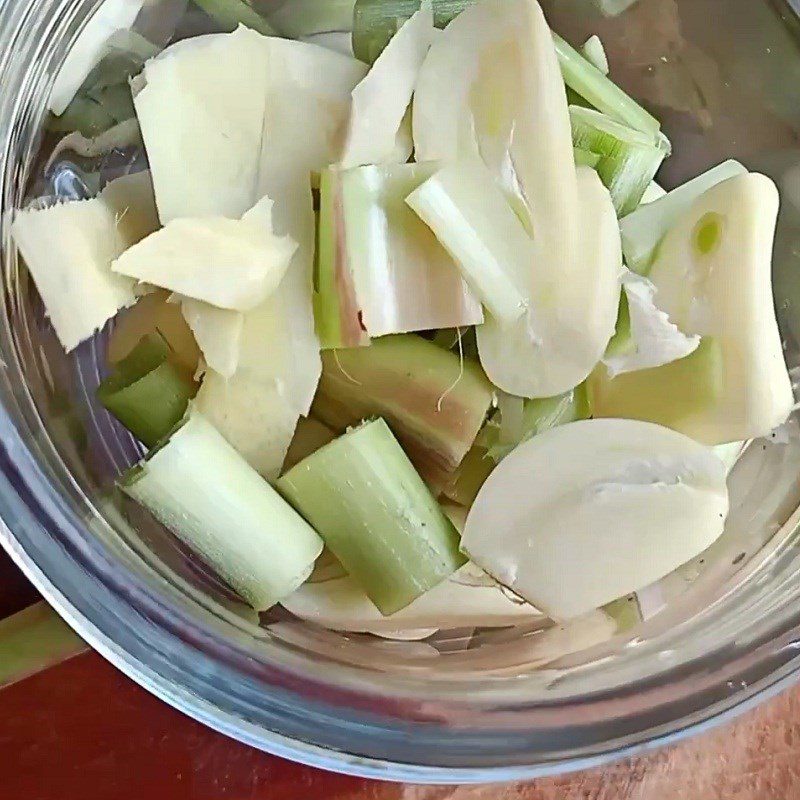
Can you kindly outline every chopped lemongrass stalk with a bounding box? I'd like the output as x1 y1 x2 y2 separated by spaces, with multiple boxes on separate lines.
573 147 601 168
282 562 540 637
191 0 278 35
48 95 119 137
278 418 466 615
48 0 144 115
406 159 531 325
440 445 495 507
97 333 197 447
316 164 482 344
0 602 88 689
602 271 700 378
177 297 243 379
311 335 494 490
645 173 794 444
269 0 356 38
569 105 669 216
581 35 609 75
462 419 729 619
11 170 159 352
122 411 324 610
620 160 747 274
112 196 298 312
282 416 337 473
340 4 434 168
352 0 471 63
552 32 661 138
483 384 591 462
108 289 201 374
314 169 371 349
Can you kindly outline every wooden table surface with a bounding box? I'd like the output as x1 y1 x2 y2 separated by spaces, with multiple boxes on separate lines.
2 649 800 800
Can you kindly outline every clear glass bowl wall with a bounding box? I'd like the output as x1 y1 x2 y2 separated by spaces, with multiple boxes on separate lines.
1 0 800 783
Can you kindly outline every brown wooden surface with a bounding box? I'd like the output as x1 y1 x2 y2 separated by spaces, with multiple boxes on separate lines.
1 650 800 799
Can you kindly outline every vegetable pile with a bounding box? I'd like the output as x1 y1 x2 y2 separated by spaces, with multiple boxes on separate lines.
13 0 795 637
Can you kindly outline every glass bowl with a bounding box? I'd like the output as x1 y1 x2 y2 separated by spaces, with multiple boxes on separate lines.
1 0 800 784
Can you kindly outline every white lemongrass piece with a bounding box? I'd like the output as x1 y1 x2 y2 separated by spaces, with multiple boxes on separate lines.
282 562 540 637
255 38 367 415
581 34 609 75
112 196 297 311
414 0 620 398
406 158 530 324
340 4 434 169
178 297 243 379
463 419 730 620
620 160 746 274
49 0 144 115
11 170 158 352
603 271 700 378
646 172 794 443
324 163 484 339
133 26 272 222
122 411 323 610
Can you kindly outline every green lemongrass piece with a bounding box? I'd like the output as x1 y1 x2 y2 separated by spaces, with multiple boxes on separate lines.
0 602 88 689
603 595 642 632
581 35 609 75
406 160 531 325
440 445 495 507
314 168 371 349
429 327 479 360
569 105 668 216
574 147 601 168
270 0 356 38
48 95 118 137
620 160 747 274
122 412 324 610
352 0 470 63
98 334 196 448
278 419 466 615
484 385 591 462
590 337 724 430
553 32 661 137
312 334 493 490
316 163 482 346
191 0 278 35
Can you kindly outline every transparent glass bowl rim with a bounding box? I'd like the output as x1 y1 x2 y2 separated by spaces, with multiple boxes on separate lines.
2 0 800 783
